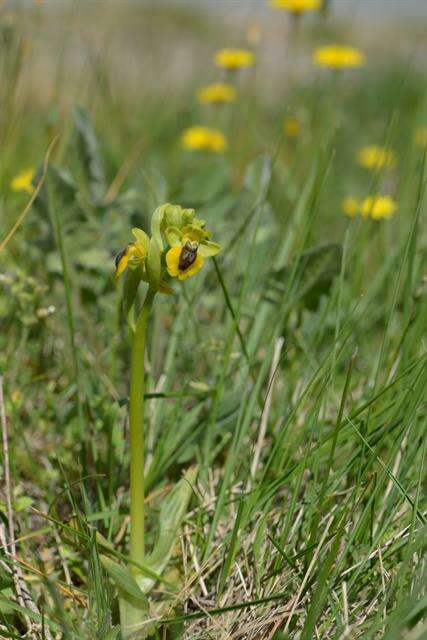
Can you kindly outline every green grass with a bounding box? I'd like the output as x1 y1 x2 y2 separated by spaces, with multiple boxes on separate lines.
0 2 426 639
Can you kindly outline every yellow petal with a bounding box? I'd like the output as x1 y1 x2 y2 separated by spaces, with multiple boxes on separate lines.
166 246 181 277
166 246 205 280
178 254 204 280
115 252 129 278
115 242 146 279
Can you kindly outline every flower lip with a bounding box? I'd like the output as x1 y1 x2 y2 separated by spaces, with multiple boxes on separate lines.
178 241 199 271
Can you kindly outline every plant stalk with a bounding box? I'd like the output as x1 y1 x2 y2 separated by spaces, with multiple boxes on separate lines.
129 287 155 571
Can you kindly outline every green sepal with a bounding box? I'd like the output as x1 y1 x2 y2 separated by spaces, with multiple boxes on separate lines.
146 237 162 290
150 204 167 250
198 240 221 258
127 255 145 270
131 228 150 252
164 226 183 247
122 267 142 330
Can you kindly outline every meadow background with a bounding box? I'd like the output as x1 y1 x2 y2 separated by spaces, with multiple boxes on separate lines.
0 1 426 638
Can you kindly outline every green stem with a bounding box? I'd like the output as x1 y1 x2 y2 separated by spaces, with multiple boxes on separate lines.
129 287 155 571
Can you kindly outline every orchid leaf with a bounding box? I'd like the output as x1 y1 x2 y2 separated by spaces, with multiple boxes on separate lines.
137 466 198 594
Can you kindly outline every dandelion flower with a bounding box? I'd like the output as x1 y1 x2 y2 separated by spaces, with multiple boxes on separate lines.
360 196 397 220
269 0 321 13
197 82 236 105
414 127 427 148
10 168 35 194
357 146 395 171
342 197 360 217
214 48 254 70
181 126 228 153
313 45 364 69
283 118 300 137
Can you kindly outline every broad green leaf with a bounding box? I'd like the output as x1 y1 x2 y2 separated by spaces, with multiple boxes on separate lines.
73 104 106 200
100 556 148 610
138 466 198 594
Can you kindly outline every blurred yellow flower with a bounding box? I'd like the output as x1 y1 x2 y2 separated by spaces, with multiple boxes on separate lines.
269 0 321 13
342 197 360 217
283 118 300 137
10 168 35 194
357 146 395 170
414 127 427 147
197 82 236 105
313 45 364 69
214 48 254 70
360 196 397 220
342 195 396 220
181 126 228 153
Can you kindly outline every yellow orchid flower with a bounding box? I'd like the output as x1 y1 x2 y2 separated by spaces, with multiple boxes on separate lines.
115 228 149 279
165 225 220 281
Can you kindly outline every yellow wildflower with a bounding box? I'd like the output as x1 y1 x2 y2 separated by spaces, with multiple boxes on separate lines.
214 48 254 70
360 196 397 220
10 168 35 194
414 127 427 148
283 118 300 137
197 82 236 105
357 146 395 171
165 225 220 281
269 0 321 13
181 126 227 153
115 234 148 279
313 45 364 69
342 197 360 217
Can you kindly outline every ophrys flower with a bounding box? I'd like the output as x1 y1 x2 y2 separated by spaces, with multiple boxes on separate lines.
165 225 220 281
